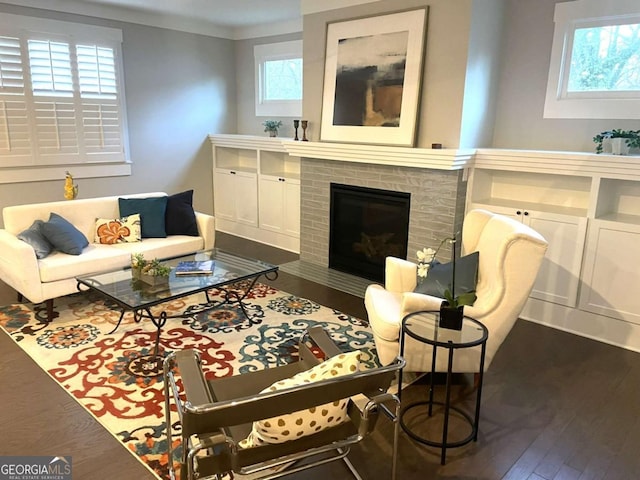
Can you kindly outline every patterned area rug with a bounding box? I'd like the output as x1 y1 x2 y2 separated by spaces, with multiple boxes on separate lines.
0 281 377 480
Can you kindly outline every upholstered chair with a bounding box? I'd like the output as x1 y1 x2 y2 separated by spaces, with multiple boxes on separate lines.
364 209 548 373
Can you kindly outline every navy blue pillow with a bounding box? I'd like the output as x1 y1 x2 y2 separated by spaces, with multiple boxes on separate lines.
41 213 89 255
118 196 168 238
17 220 54 259
414 251 479 299
165 190 199 236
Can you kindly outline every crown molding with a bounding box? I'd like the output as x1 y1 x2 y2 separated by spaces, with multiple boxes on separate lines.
301 0 382 16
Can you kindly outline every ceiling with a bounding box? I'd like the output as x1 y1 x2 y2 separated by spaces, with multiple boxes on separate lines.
1 0 380 38
0 0 304 38
76 0 302 27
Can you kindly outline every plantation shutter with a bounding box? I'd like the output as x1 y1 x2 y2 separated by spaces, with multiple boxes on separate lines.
0 35 32 164
0 15 127 170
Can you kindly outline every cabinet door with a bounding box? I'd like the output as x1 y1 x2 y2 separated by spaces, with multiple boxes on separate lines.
580 220 640 323
468 203 587 307
214 169 258 226
213 169 236 222
283 179 300 237
525 211 587 307
234 171 258 226
258 176 285 233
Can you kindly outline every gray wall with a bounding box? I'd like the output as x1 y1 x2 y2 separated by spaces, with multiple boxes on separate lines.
0 3 237 226
235 32 302 138
302 0 474 148
493 0 640 151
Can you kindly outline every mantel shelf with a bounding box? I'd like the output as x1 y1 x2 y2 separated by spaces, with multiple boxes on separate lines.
209 134 475 170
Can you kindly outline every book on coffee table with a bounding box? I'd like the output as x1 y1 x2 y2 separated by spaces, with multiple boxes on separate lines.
175 260 214 276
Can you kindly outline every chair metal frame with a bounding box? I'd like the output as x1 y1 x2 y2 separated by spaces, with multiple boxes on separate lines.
163 326 405 480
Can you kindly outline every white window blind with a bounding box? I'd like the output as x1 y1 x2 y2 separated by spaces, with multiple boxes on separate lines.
0 13 130 182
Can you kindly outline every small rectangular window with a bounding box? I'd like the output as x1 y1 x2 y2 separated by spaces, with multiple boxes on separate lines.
255 40 302 117
544 0 640 119
567 22 640 95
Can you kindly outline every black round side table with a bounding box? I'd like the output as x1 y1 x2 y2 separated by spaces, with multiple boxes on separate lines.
398 310 488 465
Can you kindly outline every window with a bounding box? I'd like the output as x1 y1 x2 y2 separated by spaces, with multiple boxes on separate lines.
0 13 130 183
255 40 302 117
544 0 640 119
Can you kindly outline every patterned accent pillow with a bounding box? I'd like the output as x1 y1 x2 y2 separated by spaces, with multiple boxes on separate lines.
94 214 141 244
239 350 361 448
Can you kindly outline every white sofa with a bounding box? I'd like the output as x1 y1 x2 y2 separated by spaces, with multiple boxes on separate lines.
0 192 215 319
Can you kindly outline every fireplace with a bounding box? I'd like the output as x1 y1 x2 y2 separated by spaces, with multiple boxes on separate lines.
329 183 410 282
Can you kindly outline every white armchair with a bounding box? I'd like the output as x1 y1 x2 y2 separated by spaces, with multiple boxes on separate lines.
364 209 548 373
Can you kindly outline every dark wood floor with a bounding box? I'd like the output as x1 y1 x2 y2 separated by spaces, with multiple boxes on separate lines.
2 232 640 479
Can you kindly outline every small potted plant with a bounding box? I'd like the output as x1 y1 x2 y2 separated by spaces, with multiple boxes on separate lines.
262 120 283 137
131 254 171 285
593 129 640 155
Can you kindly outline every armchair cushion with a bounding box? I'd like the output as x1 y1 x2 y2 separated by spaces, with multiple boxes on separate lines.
240 350 361 448
414 251 479 300
17 220 53 259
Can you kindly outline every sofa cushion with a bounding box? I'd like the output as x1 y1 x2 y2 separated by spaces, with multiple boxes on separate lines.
165 190 199 236
119 196 168 238
111 235 204 260
94 213 142 244
41 212 89 255
38 245 131 282
239 350 361 448
17 220 54 259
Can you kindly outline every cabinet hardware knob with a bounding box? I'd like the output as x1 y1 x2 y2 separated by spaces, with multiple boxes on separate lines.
230 171 236 175
516 210 522 215
524 211 529 216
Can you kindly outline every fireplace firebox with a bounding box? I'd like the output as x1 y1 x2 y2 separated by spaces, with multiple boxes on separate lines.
329 183 410 282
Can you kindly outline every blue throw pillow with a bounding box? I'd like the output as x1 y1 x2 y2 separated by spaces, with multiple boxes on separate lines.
414 251 479 299
165 190 199 236
118 196 168 238
17 220 54 259
41 213 89 255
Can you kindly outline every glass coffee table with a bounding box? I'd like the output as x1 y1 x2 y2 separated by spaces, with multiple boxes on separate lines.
76 249 278 369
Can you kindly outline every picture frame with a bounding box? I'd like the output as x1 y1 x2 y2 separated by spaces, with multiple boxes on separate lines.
320 8 428 147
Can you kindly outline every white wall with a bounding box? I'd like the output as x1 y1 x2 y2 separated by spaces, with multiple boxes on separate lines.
0 3 237 225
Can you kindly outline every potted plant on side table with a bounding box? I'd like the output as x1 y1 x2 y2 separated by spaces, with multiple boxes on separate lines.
417 237 478 330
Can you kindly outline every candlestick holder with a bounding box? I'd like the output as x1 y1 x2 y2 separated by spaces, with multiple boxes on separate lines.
293 120 299 141
301 120 308 141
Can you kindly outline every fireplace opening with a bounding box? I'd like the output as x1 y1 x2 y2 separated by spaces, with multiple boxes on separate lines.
329 183 410 282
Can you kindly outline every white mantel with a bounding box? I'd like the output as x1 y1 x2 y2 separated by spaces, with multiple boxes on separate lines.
209 134 475 170
209 134 640 176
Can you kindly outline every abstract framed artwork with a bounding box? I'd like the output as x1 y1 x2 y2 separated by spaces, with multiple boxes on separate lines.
320 8 428 147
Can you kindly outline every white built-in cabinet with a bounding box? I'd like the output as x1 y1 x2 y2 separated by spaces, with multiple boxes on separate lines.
209 135 300 252
467 149 640 351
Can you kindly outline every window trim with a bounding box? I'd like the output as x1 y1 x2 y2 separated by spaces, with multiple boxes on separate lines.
543 0 640 119
254 40 302 117
0 13 130 184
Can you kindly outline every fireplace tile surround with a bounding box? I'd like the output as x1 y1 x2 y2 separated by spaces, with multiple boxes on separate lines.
299 158 467 269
